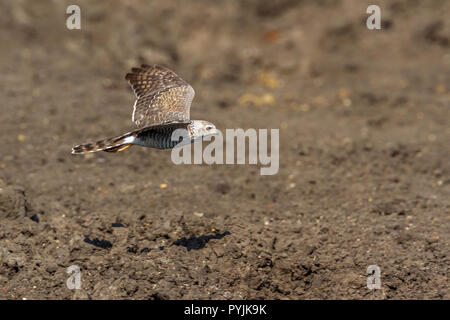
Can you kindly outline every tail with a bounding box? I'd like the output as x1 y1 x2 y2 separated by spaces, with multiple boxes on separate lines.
72 132 136 154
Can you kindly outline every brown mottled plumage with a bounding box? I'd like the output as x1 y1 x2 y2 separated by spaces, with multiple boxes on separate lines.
125 64 195 128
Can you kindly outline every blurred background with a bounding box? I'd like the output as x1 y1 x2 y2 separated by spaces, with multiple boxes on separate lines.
0 0 448 299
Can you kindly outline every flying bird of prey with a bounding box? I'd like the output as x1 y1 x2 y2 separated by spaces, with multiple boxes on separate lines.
72 64 218 154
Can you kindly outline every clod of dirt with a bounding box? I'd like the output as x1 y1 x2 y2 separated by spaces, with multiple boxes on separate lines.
321 22 359 51
371 200 409 216
172 231 231 251
0 180 26 219
84 236 113 249
251 0 299 18
421 21 449 47
215 183 231 195
111 223 125 228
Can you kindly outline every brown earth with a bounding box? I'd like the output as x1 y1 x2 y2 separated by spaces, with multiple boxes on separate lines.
0 0 449 299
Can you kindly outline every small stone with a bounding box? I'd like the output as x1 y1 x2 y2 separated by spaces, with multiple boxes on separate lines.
300 104 310 112
17 134 26 142
343 98 352 107
258 72 280 89
261 93 275 105
160 183 167 189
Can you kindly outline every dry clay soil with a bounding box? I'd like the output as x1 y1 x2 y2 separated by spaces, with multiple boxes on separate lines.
0 0 449 299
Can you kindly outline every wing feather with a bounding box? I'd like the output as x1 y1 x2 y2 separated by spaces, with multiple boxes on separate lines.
125 64 194 128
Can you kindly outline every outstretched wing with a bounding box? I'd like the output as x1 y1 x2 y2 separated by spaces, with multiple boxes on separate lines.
125 64 194 128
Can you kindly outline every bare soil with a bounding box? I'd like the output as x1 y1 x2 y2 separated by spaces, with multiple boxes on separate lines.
0 0 449 299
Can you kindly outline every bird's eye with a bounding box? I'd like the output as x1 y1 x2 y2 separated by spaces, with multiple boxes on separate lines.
206 126 213 131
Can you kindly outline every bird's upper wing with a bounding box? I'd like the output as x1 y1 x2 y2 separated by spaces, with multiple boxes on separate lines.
125 64 194 128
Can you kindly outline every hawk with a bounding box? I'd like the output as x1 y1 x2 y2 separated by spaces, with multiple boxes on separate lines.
72 64 218 154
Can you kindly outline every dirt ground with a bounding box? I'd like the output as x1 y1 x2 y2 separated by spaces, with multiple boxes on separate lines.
0 0 448 300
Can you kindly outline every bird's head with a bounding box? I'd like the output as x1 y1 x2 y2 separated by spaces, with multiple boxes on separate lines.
189 120 219 141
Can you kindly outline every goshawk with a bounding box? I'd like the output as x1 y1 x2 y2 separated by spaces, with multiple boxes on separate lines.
72 64 218 154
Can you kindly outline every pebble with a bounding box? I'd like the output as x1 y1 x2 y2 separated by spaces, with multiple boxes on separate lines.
258 72 280 89
17 134 26 142
300 104 310 112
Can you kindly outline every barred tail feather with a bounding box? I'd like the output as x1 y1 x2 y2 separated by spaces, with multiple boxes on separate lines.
72 132 136 154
